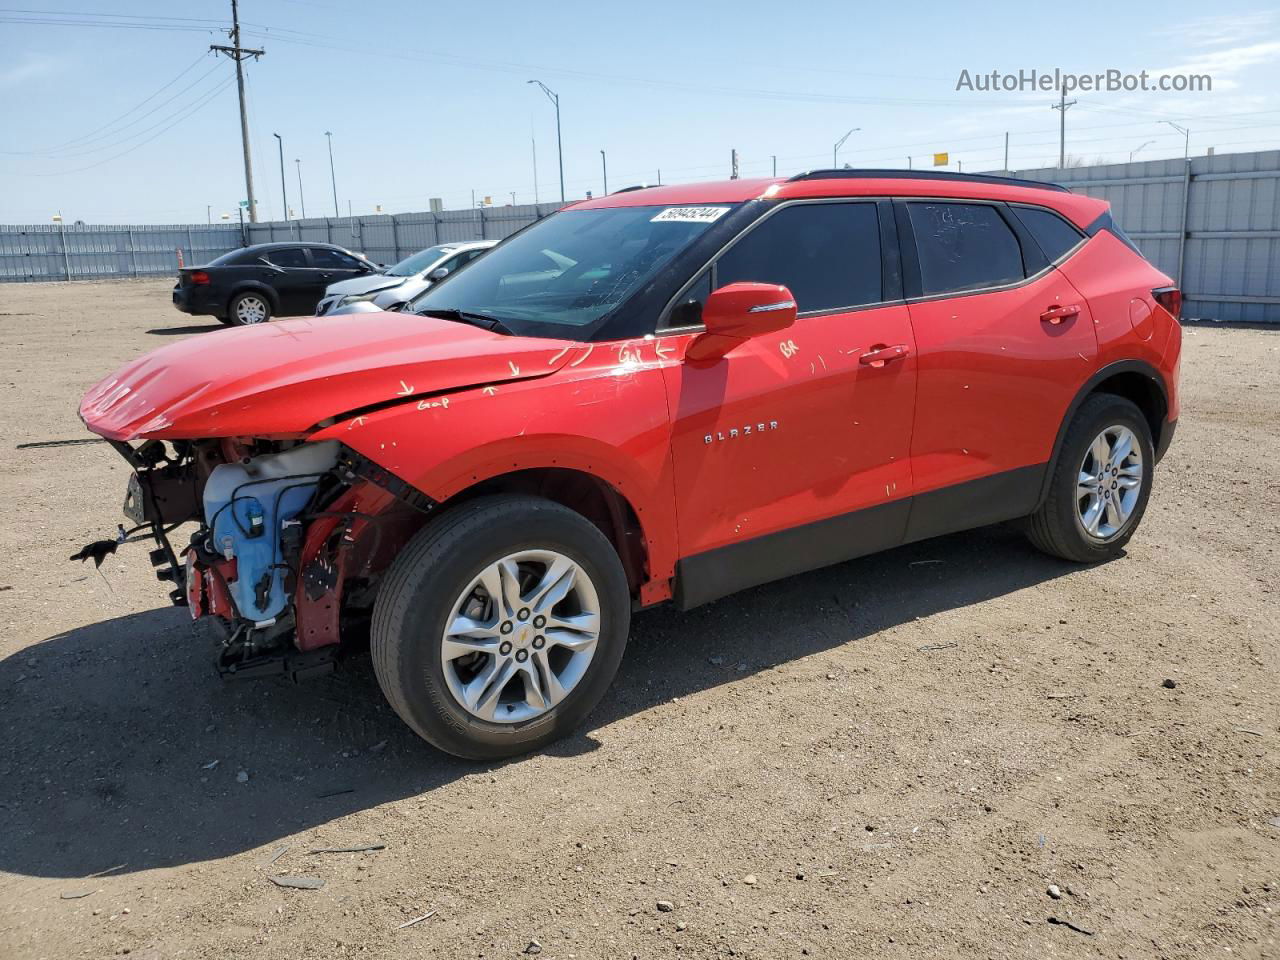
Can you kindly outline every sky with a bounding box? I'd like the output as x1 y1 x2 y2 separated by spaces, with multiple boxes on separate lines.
2 0 1279 224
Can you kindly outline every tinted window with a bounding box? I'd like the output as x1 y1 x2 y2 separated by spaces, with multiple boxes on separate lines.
209 248 252 266
907 203 1024 295
264 247 307 268
1011 206 1085 262
667 270 712 328
716 202 881 312
310 247 360 268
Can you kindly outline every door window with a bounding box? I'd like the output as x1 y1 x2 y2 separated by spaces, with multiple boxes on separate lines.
715 202 882 313
906 203 1025 295
264 247 307 268
310 247 361 269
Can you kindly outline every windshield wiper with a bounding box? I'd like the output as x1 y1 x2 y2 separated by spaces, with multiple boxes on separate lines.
417 308 515 336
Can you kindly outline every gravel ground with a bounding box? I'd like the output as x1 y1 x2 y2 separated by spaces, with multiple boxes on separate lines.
0 278 1277 960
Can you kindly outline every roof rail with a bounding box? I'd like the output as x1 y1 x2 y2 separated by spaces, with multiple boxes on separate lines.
785 168 1070 193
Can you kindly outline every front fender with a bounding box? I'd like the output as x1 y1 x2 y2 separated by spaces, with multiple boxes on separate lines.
308 350 681 587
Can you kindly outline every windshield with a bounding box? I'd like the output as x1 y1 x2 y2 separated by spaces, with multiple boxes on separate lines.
408 205 734 334
388 245 454 277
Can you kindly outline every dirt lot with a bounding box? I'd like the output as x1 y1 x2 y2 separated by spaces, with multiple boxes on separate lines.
0 278 1277 960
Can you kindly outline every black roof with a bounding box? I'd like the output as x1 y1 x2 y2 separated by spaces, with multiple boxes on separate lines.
786 168 1069 193
241 240 359 252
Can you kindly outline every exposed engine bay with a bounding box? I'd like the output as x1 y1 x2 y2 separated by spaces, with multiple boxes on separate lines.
84 436 433 681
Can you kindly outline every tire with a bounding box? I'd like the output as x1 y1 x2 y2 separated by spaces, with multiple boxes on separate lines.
371 495 630 760
228 291 271 325
1026 393 1155 563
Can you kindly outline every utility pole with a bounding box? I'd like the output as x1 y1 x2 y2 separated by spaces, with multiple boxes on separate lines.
211 0 263 223
295 158 306 219
908 156 912 169
272 133 288 223
206 204 211 225
325 131 339 217
600 149 608 195
1164 120 1190 159
1003 132 1009 171
527 80 564 202
771 155 777 177
730 149 739 180
1051 90 1076 168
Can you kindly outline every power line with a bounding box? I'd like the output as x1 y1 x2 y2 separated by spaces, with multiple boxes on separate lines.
22 75 237 177
6 59 229 158
0 50 212 155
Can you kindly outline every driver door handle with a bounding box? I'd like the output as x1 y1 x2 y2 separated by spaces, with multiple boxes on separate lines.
859 343 911 367
1040 304 1081 324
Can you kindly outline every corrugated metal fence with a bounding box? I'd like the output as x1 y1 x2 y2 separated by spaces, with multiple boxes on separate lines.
0 202 564 283
1015 150 1280 323
4 149 1280 322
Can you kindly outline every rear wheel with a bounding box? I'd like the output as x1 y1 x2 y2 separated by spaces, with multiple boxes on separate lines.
229 291 271 325
371 495 630 759
1026 393 1154 562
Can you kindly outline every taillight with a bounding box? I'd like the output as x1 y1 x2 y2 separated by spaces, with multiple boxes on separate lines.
189 270 211 286
1152 286 1181 321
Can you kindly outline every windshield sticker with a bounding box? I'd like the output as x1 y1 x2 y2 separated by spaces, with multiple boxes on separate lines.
651 206 730 224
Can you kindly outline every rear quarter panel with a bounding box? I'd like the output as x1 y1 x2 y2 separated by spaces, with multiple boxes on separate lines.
1054 230 1180 418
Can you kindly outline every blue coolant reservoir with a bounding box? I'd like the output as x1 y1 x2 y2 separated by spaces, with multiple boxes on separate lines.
201 441 340 625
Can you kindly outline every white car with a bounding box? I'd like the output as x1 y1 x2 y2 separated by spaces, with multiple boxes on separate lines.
315 240 495 316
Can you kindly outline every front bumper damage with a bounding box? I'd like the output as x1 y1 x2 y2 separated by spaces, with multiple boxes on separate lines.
75 437 435 681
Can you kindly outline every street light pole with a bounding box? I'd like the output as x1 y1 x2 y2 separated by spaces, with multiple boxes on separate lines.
325 131 339 218
1164 121 1190 159
295 158 306 219
1130 140 1155 162
528 80 564 203
833 127 860 168
272 132 288 221
600 149 608 195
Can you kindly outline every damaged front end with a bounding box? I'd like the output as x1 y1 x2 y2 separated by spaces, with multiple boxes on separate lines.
88 436 432 681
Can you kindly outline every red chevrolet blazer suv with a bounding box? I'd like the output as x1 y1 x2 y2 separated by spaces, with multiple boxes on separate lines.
79 170 1182 758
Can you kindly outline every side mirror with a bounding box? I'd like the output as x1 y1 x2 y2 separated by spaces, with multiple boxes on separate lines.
685 282 797 363
427 266 450 281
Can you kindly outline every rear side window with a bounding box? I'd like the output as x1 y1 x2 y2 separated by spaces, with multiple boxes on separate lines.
264 247 308 268
716 202 882 313
1011 206 1084 262
907 202 1023 296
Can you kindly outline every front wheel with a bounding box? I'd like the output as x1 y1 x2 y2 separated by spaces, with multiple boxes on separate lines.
228 291 271 325
371 495 630 759
1026 393 1155 563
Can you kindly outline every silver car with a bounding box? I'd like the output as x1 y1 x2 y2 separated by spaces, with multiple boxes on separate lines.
316 240 495 315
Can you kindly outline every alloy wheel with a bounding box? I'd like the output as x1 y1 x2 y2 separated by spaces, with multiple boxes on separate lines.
1076 424 1143 540
235 295 268 324
440 550 601 724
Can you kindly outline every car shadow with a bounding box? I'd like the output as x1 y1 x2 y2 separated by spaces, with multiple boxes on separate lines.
0 524 1077 879
145 323 227 336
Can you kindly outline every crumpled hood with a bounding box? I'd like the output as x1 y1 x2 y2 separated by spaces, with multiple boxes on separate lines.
323 273 405 298
81 312 578 441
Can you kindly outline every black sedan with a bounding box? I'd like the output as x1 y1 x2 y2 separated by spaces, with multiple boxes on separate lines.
172 242 381 325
